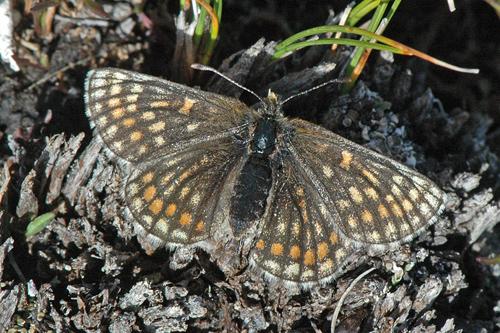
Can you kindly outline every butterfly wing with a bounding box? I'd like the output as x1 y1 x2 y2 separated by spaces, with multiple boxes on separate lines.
84 68 256 245
125 136 240 245
85 68 256 164
251 118 445 284
250 151 354 284
287 118 446 246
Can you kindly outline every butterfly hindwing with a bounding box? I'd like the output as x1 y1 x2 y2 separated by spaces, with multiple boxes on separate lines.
251 152 354 284
85 68 256 164
126 137 242 245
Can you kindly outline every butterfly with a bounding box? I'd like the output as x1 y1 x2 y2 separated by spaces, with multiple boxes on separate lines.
84 68 446 286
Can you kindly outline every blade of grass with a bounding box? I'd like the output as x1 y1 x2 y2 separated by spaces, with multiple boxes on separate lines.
274 25 479 74
348 0 380 27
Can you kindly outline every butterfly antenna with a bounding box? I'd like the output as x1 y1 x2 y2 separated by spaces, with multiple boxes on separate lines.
281 78 347 106
191 63 265 105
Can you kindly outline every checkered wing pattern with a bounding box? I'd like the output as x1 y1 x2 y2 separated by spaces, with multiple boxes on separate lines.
85 68 254 245
125 137 240 244
251 118 445 283
85 68 256 164
251 160 355 284
288 119 446 246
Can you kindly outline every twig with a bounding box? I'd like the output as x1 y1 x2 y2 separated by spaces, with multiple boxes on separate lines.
331 267 376 333
26 56 93 91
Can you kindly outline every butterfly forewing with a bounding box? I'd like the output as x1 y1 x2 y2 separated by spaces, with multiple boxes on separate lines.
126 138 241 245
85 68 256 164
288 118 445 246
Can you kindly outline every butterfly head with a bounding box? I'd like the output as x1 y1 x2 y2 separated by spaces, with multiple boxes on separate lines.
259 90 283 117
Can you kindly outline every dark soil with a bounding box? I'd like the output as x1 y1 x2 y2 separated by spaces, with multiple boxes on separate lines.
1 0 499 332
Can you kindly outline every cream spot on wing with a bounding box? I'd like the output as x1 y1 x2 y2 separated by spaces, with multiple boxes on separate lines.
172 229 188 240
424 193 440 207
106 125 118 137
369 231 381 242
420 202 431 215
187 123 200 132
323 165 333 178
392 175 404 185
349 186 363 203
97 116 108 126
283 263 300 278
319 259 334 273
191 193 201 205
128 183 139 195
127 94 139 103
93 79 105 87
132 198 142 210
142 172 154 183
156 219 169 233
338 199 350 210
365 187 378 200
131 84 144 93
149 121 165 132
391 185 402 196
142 111 155 120
138 145 147 155
180 187 190 198
127 104 137 112
362 169 379 185
94 102 102 112
142 215 153 226
110 85 122 95
402 199 413 211
113 72 127 80
93 89 106 98
409 188 420 200
348 217 357 228
108 98 120 108
387 222 396 234
112 141 123 151
150 101 169 108
154 136 165 147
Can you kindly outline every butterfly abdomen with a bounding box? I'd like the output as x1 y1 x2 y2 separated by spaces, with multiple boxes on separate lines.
229 117 279 237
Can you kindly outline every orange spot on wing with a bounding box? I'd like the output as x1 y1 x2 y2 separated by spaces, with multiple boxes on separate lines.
148 199 163 215
165 203 177 217
108 98 120 108
255 239 265 250
179 98 195 115
142 172 154 183
290 245 301 260
122 118 136 127
378 204 389 218
271 243 284 256
130 131 143 141
391 203 404 217
112 107 125 119
361 210 373 223
304 249 316 266
195 220 205 232
330 232 338 244
179 212 192 226
317 242 329 260
340 151 353 170
143 186 156 201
